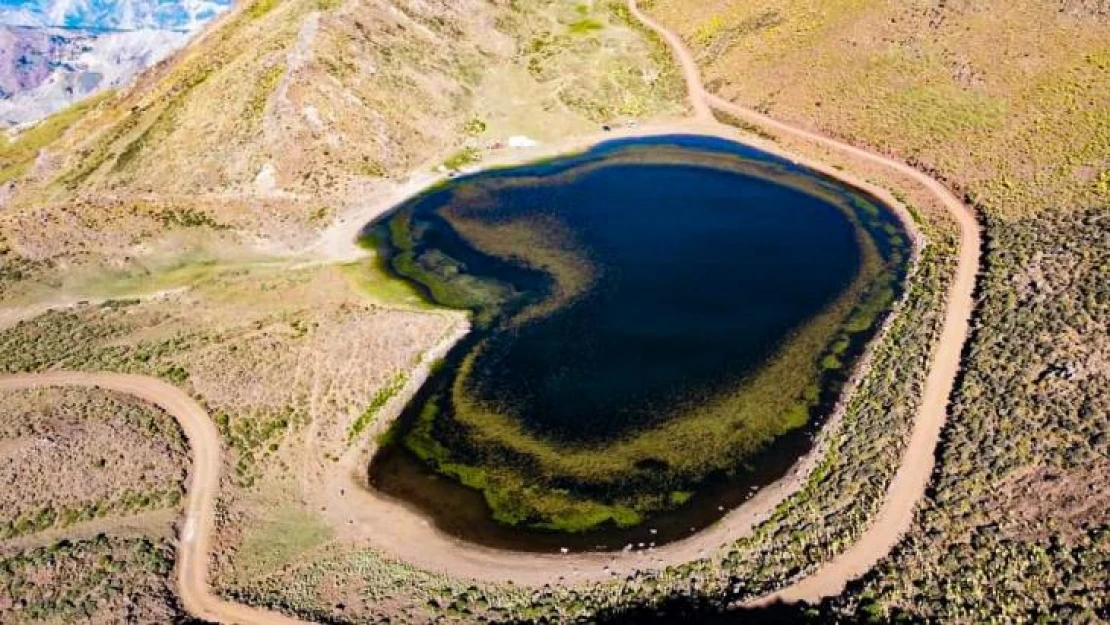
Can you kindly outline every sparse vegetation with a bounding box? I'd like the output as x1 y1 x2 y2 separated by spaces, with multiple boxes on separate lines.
638 0 1110 618
0 387 188 538
7 0 1101 621
347 371 408 444
442 148 482 171
0 535 182 623
0 91 114 184
0 264 452 490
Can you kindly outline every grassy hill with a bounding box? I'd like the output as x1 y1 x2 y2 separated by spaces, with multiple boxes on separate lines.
0 0 683 303
0 2 689 623
646 0 1108 619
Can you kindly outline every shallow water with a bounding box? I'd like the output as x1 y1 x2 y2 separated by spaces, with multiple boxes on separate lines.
365 135 909 551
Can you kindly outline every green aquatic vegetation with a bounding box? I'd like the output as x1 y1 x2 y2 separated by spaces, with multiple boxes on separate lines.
391 249 510 318
440 208 597 323
431 257 886 529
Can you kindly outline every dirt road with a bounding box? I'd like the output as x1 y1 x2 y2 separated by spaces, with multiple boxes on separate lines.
626 0 713 122
0 372 307 625
716 97 981 606
310 0 979 599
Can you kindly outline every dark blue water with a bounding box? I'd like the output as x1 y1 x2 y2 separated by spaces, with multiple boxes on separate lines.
463 161 860 442
365 136 909 550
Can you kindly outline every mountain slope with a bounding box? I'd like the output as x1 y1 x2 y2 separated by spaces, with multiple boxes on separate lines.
0 1 234 126
0 0 684 301
0 25 192 127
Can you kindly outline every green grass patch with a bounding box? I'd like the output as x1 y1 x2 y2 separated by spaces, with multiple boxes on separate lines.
443 147 482 171
246 0 279 19
0 91 113 184
338 256 433 309
568 18 604 35
232 506 333 581
347 372 408 444
244 63 285 123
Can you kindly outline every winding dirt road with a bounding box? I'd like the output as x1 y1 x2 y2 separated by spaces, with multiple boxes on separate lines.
0 373 305 625
0 2 979 621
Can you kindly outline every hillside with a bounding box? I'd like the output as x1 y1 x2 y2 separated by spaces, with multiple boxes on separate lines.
0 0 683 305
0 1 691 623
645 0 1109 619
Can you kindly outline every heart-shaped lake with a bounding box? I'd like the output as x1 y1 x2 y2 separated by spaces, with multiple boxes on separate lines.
366 135 910 550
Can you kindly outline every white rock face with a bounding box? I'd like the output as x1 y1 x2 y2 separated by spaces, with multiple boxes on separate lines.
0 0 232 127
0 26 190 126
3 0 232 32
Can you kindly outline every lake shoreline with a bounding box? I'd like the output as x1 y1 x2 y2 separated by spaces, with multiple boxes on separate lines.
318 119 930 584
364 135 910 549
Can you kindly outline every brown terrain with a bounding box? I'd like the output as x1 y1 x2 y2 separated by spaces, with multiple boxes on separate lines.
0 387 187 537
0 1 982 621
0 0 1103 622
645 0 1107 619
0 386 188 623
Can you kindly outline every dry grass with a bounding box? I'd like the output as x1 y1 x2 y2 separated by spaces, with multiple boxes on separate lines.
650 0 1109 220
0 0 684 304
0 262 456 486
645 0 1110 620
0 387 187 540
0 388 186 623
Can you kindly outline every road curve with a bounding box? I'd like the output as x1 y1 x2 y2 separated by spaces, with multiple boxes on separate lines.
714 91 980 605
626 0 982 605
627 0 713 122
0 372 308 625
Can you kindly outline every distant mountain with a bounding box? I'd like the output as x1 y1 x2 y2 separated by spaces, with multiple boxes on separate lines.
0 0 233 32
0 0 232 127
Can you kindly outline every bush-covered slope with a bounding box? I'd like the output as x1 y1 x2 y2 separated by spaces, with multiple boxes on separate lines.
646 0 1108 619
